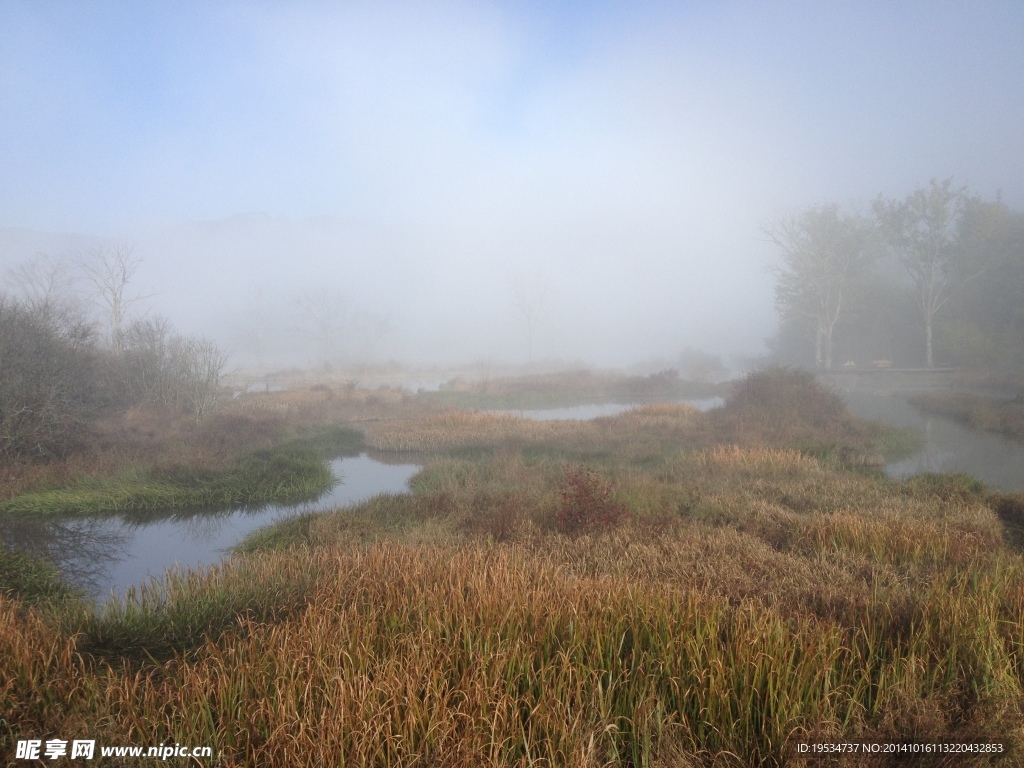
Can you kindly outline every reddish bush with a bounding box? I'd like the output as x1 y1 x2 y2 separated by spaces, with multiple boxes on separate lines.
556 465 629 535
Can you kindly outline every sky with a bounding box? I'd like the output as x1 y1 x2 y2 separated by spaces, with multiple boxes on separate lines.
1 1 1023 369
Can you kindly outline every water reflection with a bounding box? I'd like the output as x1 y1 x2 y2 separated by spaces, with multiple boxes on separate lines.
842 393 1024 492
4 453 420 603
0 516 129 598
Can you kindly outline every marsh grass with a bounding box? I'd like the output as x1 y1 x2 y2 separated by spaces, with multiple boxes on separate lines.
366 370 910 467
0 547 82 606
0 426 361 516
4 370 1021 765
420 369 724 410
4 524 1023 766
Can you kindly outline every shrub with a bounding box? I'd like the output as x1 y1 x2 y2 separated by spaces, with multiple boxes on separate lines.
725 367 849 428
107 317 228 422
0 298 97 459
709 366 864 448
556 464 629 535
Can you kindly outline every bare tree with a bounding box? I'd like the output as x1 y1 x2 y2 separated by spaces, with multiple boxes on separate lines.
873 179 972 369
511 275 548 364
295 287 348 368
244 284 269 371
7 253 80 317
351 310 391 361
167 335 229 422
117 316 174 405
80 244 153 354
767 204 867 369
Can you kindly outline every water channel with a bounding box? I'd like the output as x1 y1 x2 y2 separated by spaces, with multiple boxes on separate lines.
1 454 421 603
840 392 1024 492
4 393 1021 603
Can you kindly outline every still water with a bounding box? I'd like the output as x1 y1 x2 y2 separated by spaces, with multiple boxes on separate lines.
841 392 1024 492
6 395 1021 602
491 397 725 421
503 395 1023 492
1 454 420 602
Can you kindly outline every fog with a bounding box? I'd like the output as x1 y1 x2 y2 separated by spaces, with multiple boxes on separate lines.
2 1 1022 370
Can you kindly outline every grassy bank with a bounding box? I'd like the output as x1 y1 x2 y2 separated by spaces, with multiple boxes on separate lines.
909 391 1024 441
0 425 362 517
4 369 1021 766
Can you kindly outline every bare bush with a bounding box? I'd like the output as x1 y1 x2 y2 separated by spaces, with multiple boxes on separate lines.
0 298 97 460
110 318 228 421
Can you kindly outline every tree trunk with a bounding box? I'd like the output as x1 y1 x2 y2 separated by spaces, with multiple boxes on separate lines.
925 319 934 368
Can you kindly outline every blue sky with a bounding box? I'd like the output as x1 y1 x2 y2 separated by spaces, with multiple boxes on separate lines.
2 1 1022 365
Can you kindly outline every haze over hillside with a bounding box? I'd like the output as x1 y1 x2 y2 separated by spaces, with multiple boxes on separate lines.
2 2 1022 370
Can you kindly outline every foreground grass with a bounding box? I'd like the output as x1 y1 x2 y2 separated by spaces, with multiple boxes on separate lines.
5 484 1024 766
4 369 1023 766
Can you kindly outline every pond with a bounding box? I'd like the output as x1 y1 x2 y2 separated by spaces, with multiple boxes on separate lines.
842 392 1024 492
1 454 421 603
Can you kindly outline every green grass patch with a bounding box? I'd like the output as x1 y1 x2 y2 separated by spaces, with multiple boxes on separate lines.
871 423 924 458
0 547 82 606
0 426 363 517
65 552 319 663
233 512 319 555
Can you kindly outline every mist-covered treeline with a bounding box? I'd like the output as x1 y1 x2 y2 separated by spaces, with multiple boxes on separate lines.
768 179 1024 372
0 248 226 460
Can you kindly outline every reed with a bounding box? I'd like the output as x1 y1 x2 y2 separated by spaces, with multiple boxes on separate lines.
4 370 1022 765
5 529 1022 766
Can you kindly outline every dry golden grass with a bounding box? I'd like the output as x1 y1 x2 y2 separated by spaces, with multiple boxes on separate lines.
5 519 1023 766
688 445 822 473
365 409 599 452
5 371 1023 765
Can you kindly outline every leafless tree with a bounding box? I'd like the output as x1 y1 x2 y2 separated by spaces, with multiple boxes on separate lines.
295 287 348 368
116 317 227 421
245 284 269 372
167 335 229 422
116 316 174 405
80 244 153 354
7 253 79 316
511 275 548 364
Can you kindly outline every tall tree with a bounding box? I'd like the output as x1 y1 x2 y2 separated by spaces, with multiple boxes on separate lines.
511 275 548 364
873 178 972 368
767 204 866 369
80 244 152 354
296 287 347 368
